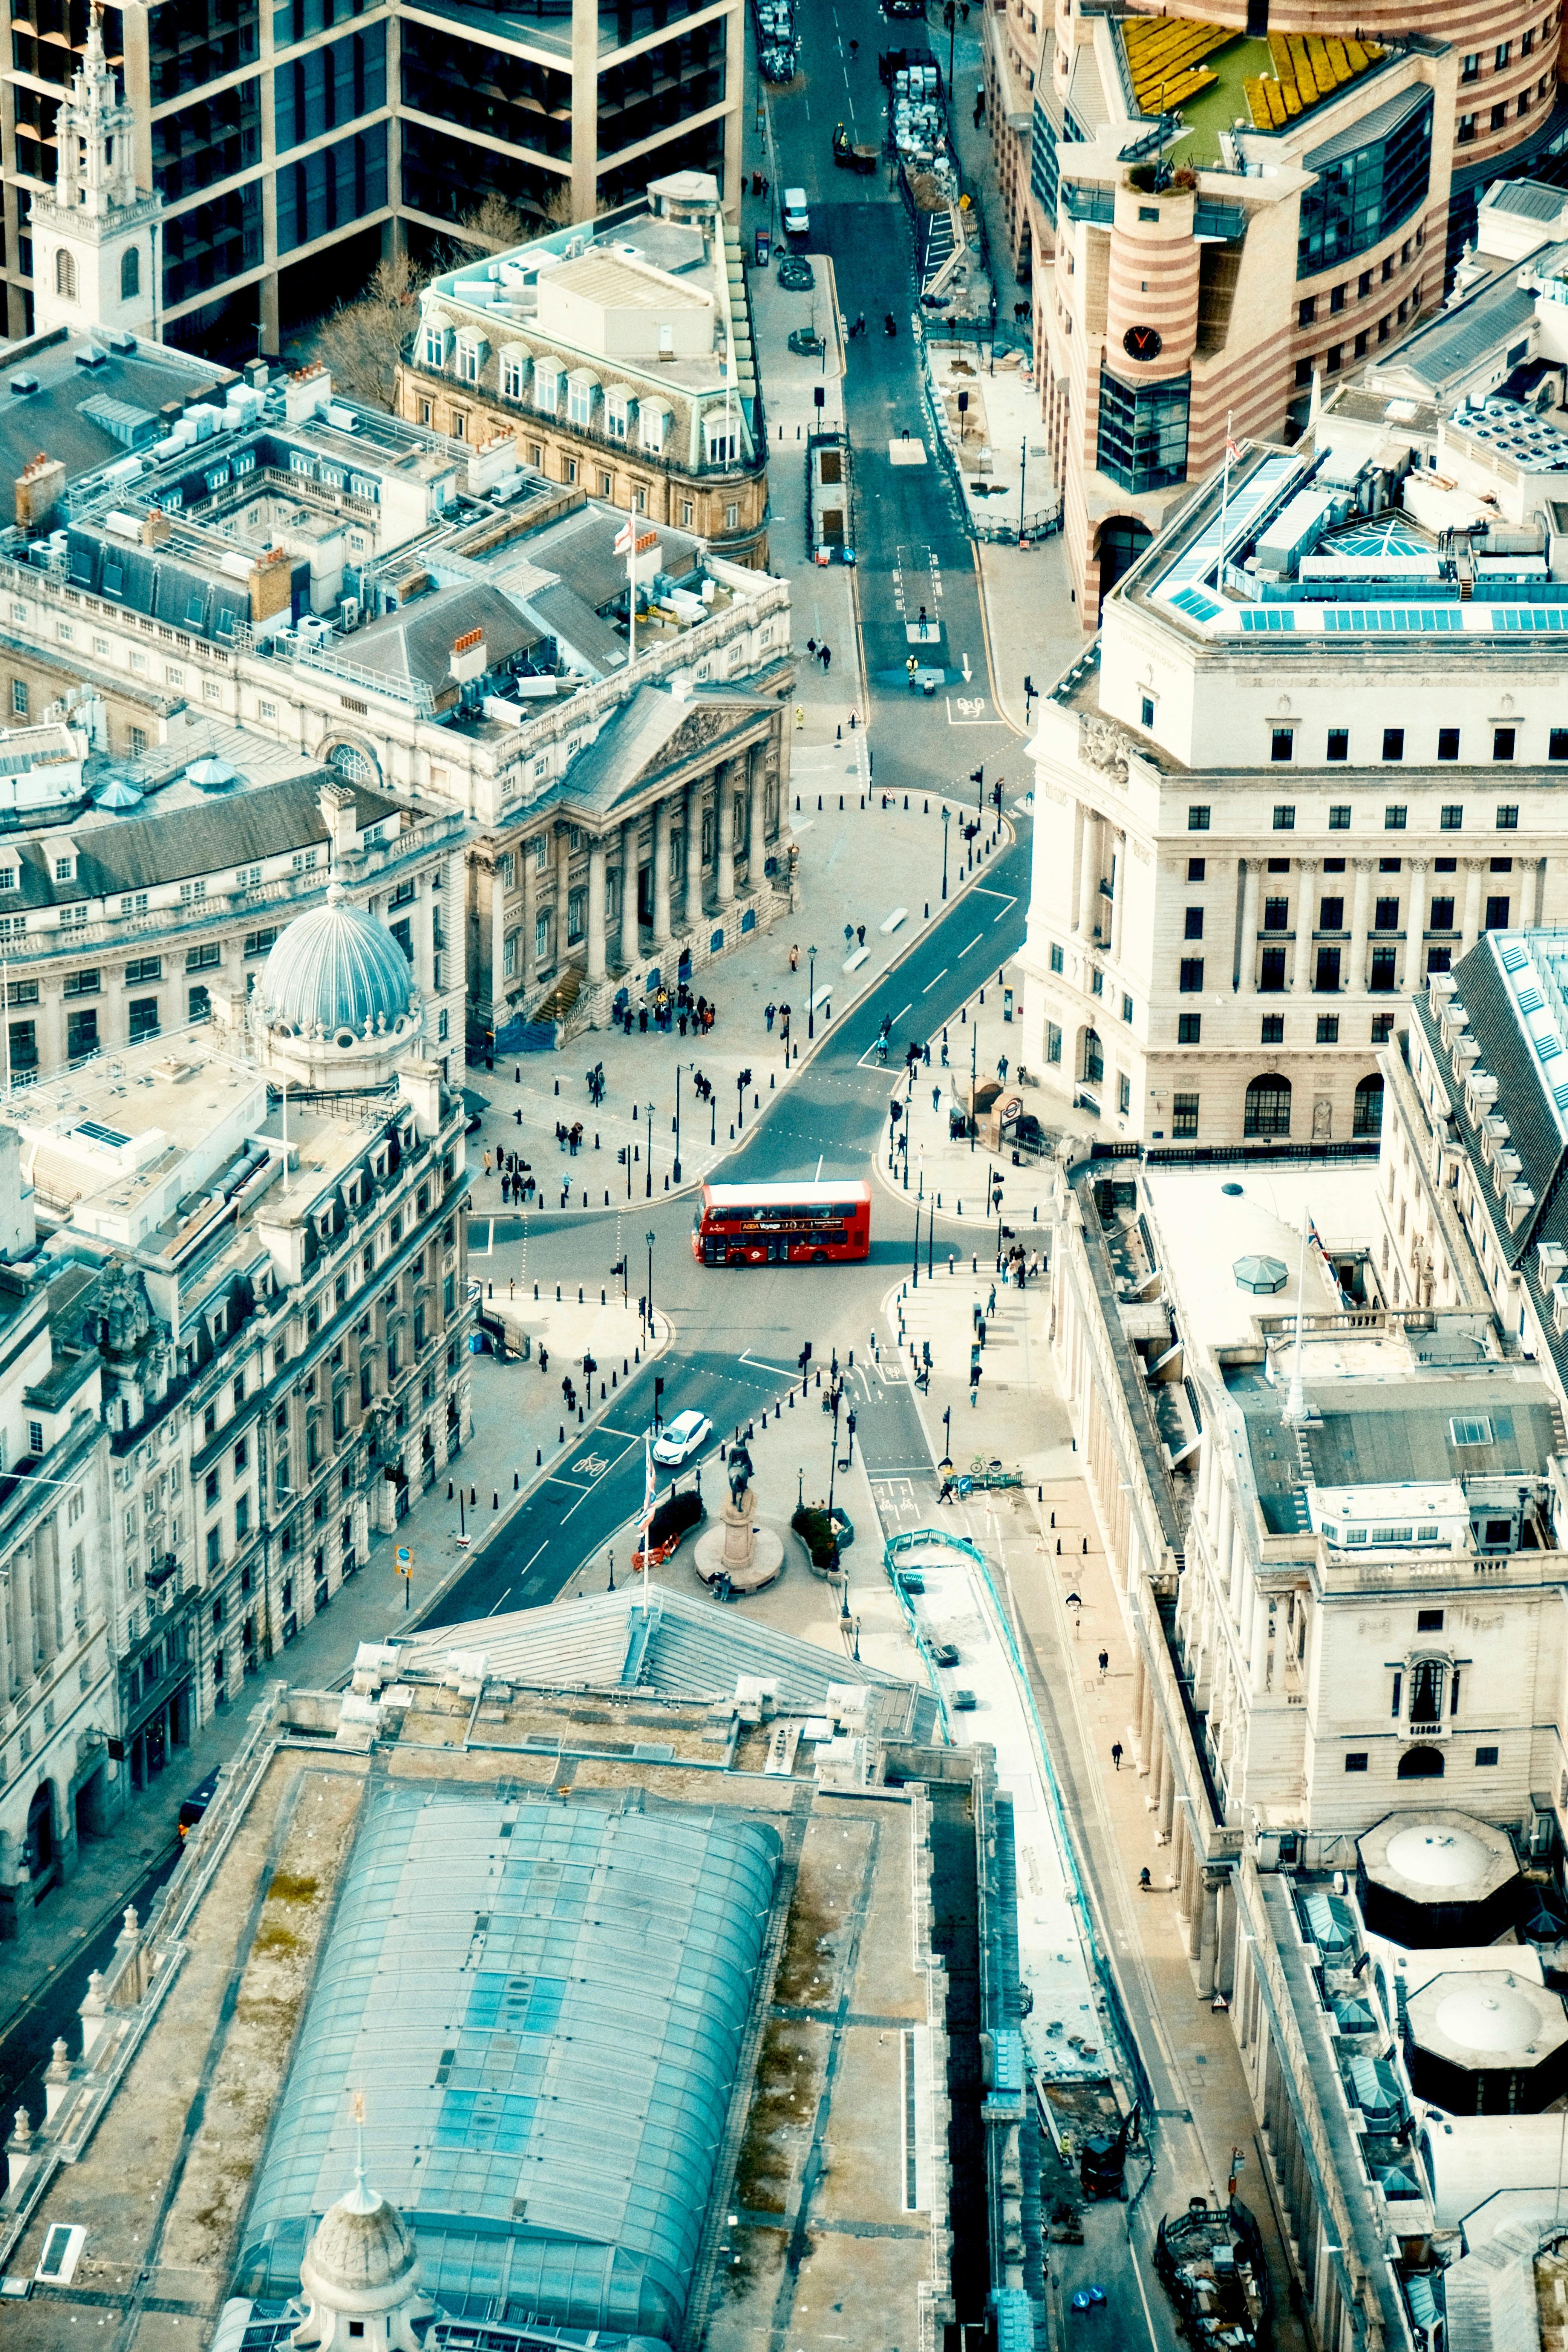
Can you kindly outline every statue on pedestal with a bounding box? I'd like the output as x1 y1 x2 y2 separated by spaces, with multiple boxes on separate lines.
695 1442 782 1594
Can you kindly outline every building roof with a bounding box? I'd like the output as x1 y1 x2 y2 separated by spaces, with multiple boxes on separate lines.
238 1782 781 2340
349 583 541 696
256 882 418 1040
0 327 234 492
403 1584 942 1732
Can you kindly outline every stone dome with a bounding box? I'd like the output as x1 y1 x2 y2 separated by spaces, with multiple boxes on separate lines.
1385 1824 1493 1890
300 2182 419 2306
1433 1980 1544 2054
256 883 415 1044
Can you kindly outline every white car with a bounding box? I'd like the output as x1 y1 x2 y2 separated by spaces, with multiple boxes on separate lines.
652 1409 713 1467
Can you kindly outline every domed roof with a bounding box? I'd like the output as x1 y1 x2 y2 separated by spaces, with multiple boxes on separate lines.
256 882 415 1042
1385 1823 1493 1889
1433 1979 1544 2053
300 2181 419 2306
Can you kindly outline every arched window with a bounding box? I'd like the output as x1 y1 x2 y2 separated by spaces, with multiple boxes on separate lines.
1096 516 1152 603
1397 1744 1444 1779
328 740 380 788
55 248 76 302
120 245 139 302
1083 1027 1104 1084
1354 1073 1384 1137
1409 1658 1445 1724
1244 1072 1292 1138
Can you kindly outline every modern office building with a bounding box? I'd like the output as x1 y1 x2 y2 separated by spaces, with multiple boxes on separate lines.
398 172 769 567
1020 193 1568 1151
1018 4 1568 619
0 0 743 363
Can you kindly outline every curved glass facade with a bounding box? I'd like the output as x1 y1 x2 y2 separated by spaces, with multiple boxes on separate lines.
1297 88 1433 280
239 1786 779 2340
1096 369 1191 496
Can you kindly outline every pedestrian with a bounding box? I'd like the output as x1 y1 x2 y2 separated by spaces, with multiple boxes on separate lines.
941 1039 949 1067
923 1042 931 1065
948 1252 956 1276
790 943 800 972
1138 1867 1152 1893
765 1002 776 1031
639 1006 648 1034
856 923 866 946
997 1054 1009 1083
539 1346 548 1374
1098 1648 1109 1677
844 922 854 950
807 637 818 657
1082 1535 1089 1555
483 1150 492 1176
1029 1250 1039 1278
932 1084 941 1112
1111 1741 1123 1771
987 1283 996 1315
821 643 832 672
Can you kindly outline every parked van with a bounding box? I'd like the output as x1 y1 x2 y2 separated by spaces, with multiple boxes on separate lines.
782 187 810 236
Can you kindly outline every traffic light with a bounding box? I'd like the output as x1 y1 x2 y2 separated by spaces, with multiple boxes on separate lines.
922 1341 933 1368
971 1341 982 1367
655 1377 665 1399
969 767 984 787
889 1099 903 1126
617 1146 627 1165
1024 675 1035 699
738 1066 752 1091
847 1411 856 1437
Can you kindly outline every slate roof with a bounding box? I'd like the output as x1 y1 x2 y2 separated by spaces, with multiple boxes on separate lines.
527 579 629 677
348 583 540 692
0 771 398 908
1384 274 1537 397
549 684 767 817
522 507 701 616
0 328 231 492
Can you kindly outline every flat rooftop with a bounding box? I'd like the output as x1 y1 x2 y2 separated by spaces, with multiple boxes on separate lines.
0 1646 959 2352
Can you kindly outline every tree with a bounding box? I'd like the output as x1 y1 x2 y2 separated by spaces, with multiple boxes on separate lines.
308 250 426 414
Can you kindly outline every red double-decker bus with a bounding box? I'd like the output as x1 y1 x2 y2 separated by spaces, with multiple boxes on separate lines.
693 1179 872 1266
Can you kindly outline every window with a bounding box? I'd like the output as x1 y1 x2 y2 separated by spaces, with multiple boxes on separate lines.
1121 993 1133 1023
1271 729 1294 764
1485 894 1510 930
1317 1012 1339 1043
1188 805 1210 831
1313 946 1340 991
1184 907 1204 940
1380 724 1406 762
1046 1021 1061 1063
1320 896 1344 929
1263 896 1289 931
1261 1014 1284 1044
1118 1072 1131 1115
126 955 161 983
1345 1753 1369 1772
1297 93 1433 279
1417 1607 1444 1631
1258 947 1285 991
1375 896 1400 930
1370 946 1396 991
10 680 25 718
1179 958 1204 992
1172 1092 1199 1138
1328 745 1349 775
1243 1073 1291 1136
1330 281 1346 312
1496 803 1519 830
1141 695 1155 729
128 996 159 1042
1186 857 1205 881
1493 725 1516 762
1178 1012 1201 1043
189 985 210 1021
1049 942 1063 973
1090 967 1104 997
1438 730 1461 767
1551 729 1568 762
186 942 220 972
1458 112 1477 142
1272 804 1295 830
1095 367 1190 494
66 1007 98 1061
1298 296 1316 326
1371 1011 1395 1043
1475 1747 1499 1767
62 968 98 997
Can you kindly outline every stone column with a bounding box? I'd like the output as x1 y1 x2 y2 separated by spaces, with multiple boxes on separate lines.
521 834 538 986
1347 858 1373 989
1070 801 1086 933
1130 1645 1148 1766
586 836 607 984
1237 858 1259 992
748 743 768 882
1403 859 1427 992
1110 829 1127 963
652 801 672 944
684 777 704 930
1077 812 1100 936
490 861 506 1015
716 760 737 907
1250 1588 1270 1694
1290 859 1316 990
1459 856 1485 954
554 826 571 972
14 1544 34 1680
1156 1748 1175 1844
619 818 639 969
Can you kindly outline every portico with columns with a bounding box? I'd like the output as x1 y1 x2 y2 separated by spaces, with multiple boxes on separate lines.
467 682 793 1041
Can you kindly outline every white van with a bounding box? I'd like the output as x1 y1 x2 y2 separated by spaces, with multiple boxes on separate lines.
782 187 810 236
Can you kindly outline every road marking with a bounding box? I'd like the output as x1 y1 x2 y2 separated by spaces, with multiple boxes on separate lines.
920 966 948 994
522 1542 548 1573
486 1587 512 1615
959 934 983 956
991 899 1017 923
892 1002 912 1021
486 1219 495 1255
961 652 972 681
816 1153 823 1180
741 1350 798 1377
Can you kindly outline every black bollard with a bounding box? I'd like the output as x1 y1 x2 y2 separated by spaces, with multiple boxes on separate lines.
514 1470 520 1490
493 1491 499 1510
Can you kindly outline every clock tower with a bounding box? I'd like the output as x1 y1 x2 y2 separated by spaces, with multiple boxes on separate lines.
31 7 161 341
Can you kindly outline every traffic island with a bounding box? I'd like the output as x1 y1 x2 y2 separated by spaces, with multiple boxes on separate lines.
694 1441 784 1594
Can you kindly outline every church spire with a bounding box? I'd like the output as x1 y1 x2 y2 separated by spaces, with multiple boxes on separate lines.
31 4 158 337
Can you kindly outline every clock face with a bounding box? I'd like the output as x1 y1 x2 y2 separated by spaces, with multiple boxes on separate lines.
1123 324 1164 361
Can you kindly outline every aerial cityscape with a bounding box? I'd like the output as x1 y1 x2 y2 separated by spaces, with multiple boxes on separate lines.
0 4 1567 2350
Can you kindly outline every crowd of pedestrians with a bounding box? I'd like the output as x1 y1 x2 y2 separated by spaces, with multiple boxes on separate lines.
613 982 721 1038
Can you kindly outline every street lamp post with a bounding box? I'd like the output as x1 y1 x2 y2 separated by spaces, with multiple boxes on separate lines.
941 804 950 900
709 1090 716 1146
673 1064 682 1184
827 1383 842 1517
1018 433 1027 546
913 1201 921 1289
646 1229 655 1337
969 1014 977 1154
807 943 817 1040
645 1100 654 1199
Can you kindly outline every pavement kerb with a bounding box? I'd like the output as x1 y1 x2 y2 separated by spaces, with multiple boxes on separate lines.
476 812 1018 1214
970 536 1029 741
396 1308 673 1637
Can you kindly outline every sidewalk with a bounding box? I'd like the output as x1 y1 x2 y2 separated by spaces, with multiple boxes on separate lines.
463 793 1015 1216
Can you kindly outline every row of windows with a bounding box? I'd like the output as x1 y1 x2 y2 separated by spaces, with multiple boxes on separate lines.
1344 1748 1499 1770
1176 1012 1396 1047
1179 924 1505 994
1185 854 1508 879
1298 237 1424 326
1164 1072 1383 1140
1184 889 1511 938
1189 800 1522 830
1457 78 1555 140
1269 723 1547 767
